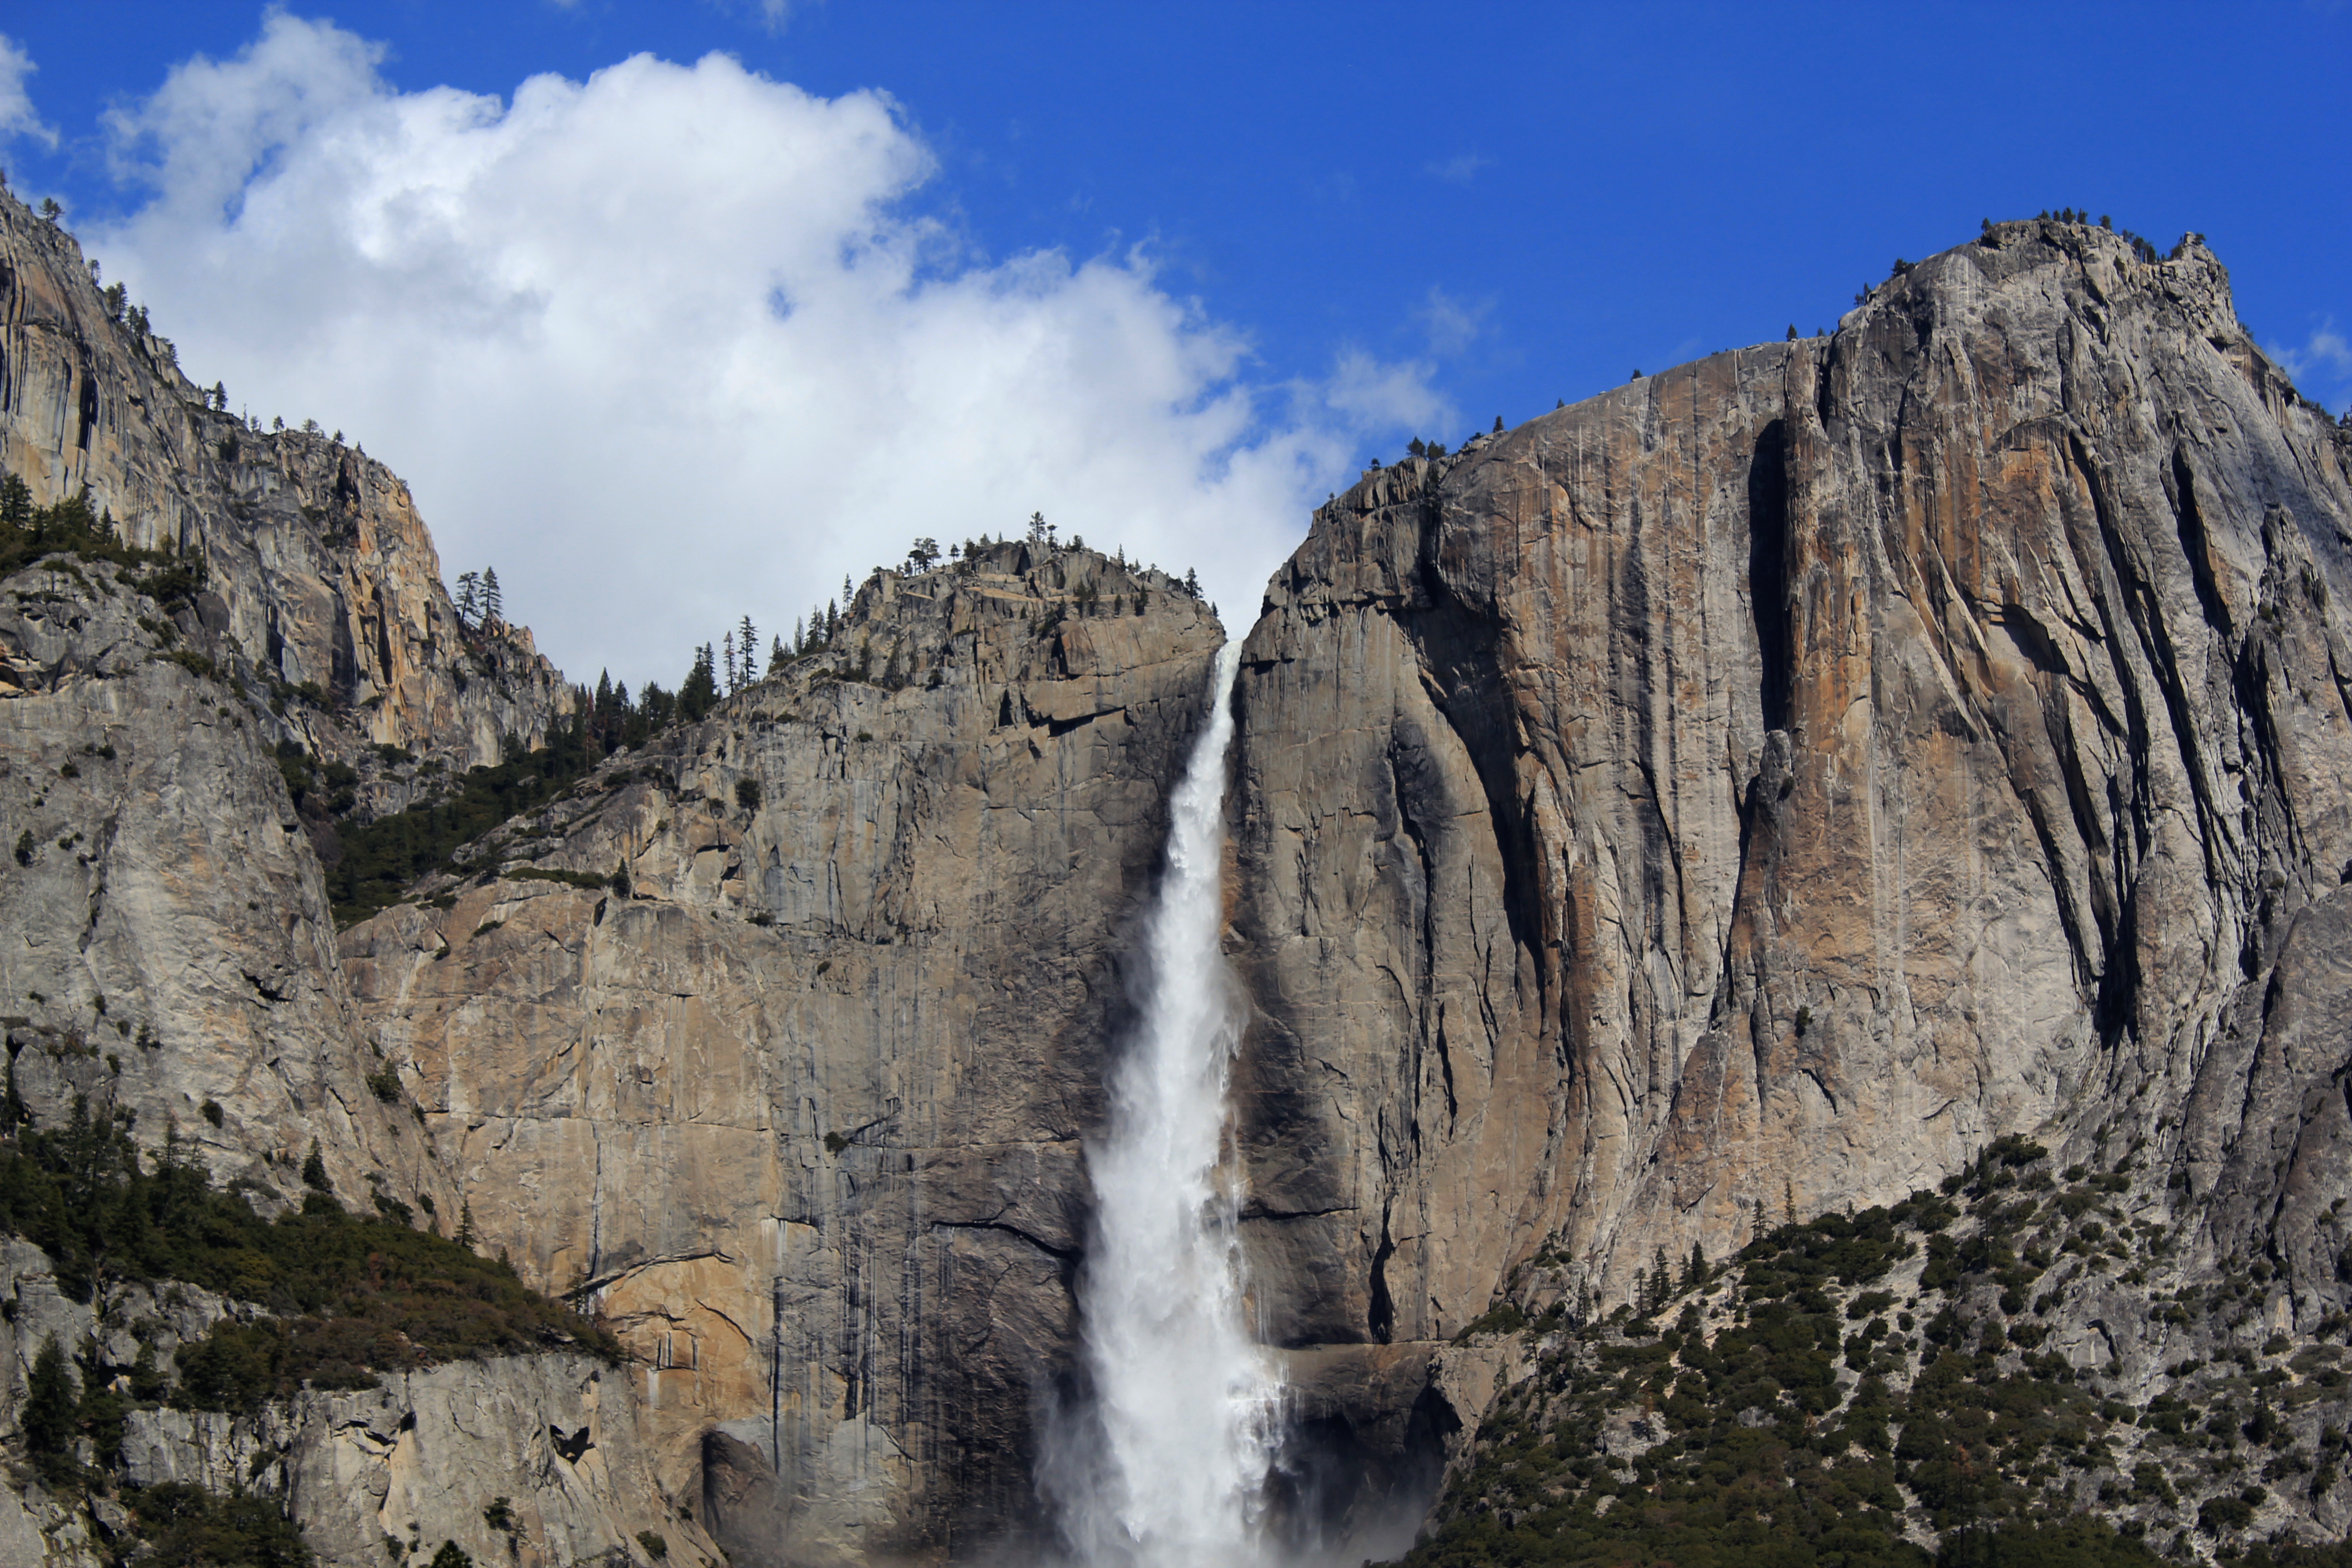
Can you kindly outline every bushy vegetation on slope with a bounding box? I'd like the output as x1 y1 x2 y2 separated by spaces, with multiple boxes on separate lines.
321 715 612 924
0 1096 618 1413
1405 1137 2352 1567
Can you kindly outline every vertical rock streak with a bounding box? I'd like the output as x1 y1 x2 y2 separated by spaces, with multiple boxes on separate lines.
1055 642 1279 1567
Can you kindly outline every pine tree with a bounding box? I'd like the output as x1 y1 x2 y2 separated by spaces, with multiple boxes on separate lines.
681 644 719 721
22 1336 76 1480
454 571 480 623
722 631 737 695
1681 1242 1707 1293
302 1139 331 1192
481 568 503 624
768 635 787 677
738 616 758 682
0 474 32 531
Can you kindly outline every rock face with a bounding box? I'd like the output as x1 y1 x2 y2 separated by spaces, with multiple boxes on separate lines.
0 187 584 1198
0 190 615 1561
1226 220 2352 1534
341 544 1223 1563
1 196 573 793
0 1240 699 1568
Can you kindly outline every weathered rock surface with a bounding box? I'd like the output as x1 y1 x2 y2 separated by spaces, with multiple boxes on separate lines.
1 192 574 798
0 1239 694 1568
0 181 583 1212
1226 219 2352 1537
0 557 441 1208
343 544 1224 1562
0 189 619 1560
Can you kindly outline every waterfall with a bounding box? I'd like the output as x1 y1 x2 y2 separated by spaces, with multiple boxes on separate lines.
1047 641 1281 1568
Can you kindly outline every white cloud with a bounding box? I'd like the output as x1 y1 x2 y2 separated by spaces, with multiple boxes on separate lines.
1415 286 1490 357
757 0 815 34
1424 153 1490 186
2270 320 2352 416
2273 320 2352 375
91 15 1441 686
0 33 57 149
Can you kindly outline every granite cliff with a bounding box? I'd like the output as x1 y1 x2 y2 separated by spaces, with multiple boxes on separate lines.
1227 218 2352 1554
341 543 1224 1563
0 191 648 1567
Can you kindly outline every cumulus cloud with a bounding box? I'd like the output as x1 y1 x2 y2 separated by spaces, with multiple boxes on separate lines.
2271 320 2352 412
1424 153 1490 186
90 15 1441 686
1415 286 1491 357
0 33 56 148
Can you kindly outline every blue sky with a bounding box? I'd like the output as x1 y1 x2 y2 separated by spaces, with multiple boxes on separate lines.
2 4 2346 686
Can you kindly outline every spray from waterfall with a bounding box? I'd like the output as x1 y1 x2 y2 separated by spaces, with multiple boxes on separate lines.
1045 642 1281 1568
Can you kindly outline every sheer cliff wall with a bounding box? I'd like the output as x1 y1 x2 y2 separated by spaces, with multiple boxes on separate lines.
1228 220 2352 1443
343 547 1223 1564
2 197 572 783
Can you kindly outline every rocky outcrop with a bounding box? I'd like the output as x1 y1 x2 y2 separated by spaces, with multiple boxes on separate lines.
0 179 590 1257
1226 220 2352 1537
0 1240 695 1568
0 188 616 1562
342 543 1224 1562
1 192 573 801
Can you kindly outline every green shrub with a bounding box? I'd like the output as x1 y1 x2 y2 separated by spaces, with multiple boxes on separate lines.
504 866 608 891
0 1098 621 1407
123 1482 314 1568
324 715 609 925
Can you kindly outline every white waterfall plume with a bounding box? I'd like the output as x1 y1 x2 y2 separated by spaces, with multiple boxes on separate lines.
1046 641 1281 1568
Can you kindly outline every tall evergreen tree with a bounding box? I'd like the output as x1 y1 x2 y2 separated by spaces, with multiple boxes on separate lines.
721 631 737 695
454 571 480 624
481 568 503 624
680 644 719 721
22 1337 77 1479
0 474 32 531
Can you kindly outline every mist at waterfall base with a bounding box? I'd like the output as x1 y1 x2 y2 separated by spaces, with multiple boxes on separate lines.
1039 643 1284 1568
